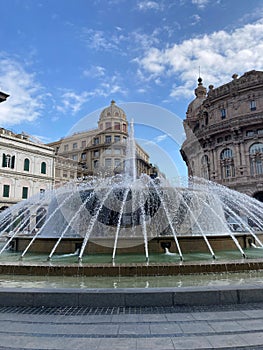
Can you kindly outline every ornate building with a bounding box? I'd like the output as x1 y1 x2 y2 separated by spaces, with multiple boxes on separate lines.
48 100 155 178
181 70 263 201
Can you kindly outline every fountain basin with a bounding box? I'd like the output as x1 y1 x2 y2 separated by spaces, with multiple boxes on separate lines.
11 233 262 255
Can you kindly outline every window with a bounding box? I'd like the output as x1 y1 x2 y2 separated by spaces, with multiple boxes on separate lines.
250 143 263 155
3 185 10 198
220 148 233 159
246 130 255 137
64 144 69 151
221 109 226 119
114 158 121 167
114 148 121 155
105 135 111 144
250 100 256 111
22 187 28 199
40 189 45 199
225 135 231 141
72 154 78 161
224 164 231 178
93 160 99 169
258 129 263 135
105 158 112 167
81 140 86 148
93 150 99 157
221 149 235 179
123 123 127 132
72 142 78 149
114 135 121 143
93 137 99 145
105 148 111 155
81 153 87 160
41 162 47 174
255 159 263 175
24 158 30 171
2 154 15 169
201 155 210 179
105 122 111 130
36 207 46 228
114 122 120 131
63 172 68 178
250 144 263 176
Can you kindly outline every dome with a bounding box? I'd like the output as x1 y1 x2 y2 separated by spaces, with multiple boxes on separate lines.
186 77 207 115
99 100 127 122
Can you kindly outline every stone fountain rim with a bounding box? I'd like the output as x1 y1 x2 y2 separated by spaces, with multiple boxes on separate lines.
0 283 262 308
0 257 263 276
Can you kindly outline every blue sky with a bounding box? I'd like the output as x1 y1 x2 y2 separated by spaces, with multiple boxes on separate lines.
0 0 263 179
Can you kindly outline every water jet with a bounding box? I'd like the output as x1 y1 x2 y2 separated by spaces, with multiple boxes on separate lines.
0 122 263 279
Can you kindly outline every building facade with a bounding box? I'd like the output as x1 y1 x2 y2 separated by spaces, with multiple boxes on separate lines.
48 100 155 178
0 129 55 210
181 70 263 201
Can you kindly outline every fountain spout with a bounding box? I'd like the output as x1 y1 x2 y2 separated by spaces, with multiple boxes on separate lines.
125 118 137 181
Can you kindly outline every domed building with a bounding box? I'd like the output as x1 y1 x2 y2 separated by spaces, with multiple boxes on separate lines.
181 70 263 201
48 101 155 185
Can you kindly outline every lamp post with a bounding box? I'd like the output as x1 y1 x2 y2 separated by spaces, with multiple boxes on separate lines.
0 91 9 103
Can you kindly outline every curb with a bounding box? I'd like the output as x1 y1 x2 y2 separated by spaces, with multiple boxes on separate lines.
0 285 263 308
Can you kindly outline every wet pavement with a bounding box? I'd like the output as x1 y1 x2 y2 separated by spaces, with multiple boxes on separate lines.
0 303 263 349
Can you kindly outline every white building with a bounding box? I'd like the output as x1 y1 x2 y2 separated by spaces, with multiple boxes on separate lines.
0 129 55 211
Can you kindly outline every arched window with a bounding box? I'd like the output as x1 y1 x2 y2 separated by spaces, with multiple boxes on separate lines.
220 148 235 179
2 154 15 169
250 143 263 155
41 162 47 174
250 143 263 176
220 148 233 160
24 158 30 171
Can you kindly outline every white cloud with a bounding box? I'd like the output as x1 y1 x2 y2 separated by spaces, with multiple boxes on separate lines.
154 134 168 143
190 14 201 26
83 65 106 78
82 28 120 51
58 75 128 114
0 55 43 126
136 1 162 11
82 27 161 54
134 20 263 98
57 90 93 114
192 0 210 9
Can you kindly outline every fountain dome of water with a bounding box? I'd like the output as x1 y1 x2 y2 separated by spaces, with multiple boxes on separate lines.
1 119 263 265
0 172 263 263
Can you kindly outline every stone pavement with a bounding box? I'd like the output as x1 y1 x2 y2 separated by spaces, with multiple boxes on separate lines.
0 304 263 349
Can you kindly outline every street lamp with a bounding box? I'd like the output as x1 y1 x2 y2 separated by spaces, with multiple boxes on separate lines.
0 91 9 103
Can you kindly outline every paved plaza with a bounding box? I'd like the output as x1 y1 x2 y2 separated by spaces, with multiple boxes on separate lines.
0 303 263 349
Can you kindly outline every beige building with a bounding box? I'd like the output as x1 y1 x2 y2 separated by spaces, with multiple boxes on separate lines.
0 98 157 211
48 100 155 178
181 70 263 201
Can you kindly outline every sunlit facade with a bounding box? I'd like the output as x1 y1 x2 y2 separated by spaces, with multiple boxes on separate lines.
181 70 263 201
48 101 156 181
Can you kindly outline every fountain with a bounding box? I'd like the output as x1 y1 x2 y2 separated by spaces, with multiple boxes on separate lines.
0 120 263 279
